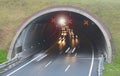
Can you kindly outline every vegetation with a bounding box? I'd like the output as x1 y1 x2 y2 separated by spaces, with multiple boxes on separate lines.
0 49 7 63
0 0 120 75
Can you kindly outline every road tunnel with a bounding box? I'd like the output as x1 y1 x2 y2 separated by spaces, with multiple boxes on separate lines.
8 6 113 63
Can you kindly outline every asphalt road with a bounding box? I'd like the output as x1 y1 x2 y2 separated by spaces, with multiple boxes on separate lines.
1 41 99 76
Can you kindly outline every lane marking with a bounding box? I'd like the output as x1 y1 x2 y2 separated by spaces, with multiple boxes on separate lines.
88 46 94 76
45 61 52 68
65 65 71 72
74 53 77 57
65 47 70 53
37 54 47 62
72 47 76 53
7 54 47 76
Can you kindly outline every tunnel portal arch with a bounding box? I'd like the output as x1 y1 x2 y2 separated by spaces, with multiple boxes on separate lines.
8 6 113 63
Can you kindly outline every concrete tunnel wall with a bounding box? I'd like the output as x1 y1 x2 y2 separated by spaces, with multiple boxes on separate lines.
7 6 113 63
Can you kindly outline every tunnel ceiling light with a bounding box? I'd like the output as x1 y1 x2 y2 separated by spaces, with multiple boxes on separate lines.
57 16 67 26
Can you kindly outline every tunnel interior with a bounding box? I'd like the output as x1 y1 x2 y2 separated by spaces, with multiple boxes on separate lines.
13 11 107 59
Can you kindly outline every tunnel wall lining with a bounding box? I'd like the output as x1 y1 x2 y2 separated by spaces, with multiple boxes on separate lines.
8 6 112 63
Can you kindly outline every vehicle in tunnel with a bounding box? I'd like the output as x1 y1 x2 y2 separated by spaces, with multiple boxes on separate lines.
8 6 112 63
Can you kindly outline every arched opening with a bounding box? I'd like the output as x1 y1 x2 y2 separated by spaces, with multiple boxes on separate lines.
8 6 112 63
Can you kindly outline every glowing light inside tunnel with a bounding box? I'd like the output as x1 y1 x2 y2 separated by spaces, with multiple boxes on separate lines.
57 16 67 26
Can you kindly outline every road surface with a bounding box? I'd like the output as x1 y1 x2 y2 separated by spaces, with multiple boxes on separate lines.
1 40 99 76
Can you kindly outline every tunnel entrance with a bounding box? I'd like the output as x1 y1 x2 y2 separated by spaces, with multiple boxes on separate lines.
8 6 112 63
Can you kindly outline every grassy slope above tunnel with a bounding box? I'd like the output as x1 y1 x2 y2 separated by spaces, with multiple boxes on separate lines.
0 0 120 76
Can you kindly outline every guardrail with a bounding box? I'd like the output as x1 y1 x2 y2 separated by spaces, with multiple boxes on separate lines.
0 54 21 73
0 49 45 73
98 55 104 76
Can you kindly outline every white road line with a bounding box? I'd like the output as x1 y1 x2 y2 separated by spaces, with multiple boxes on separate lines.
88 46 94 76
37 54 47 62
75 53 77 57
7 54 47 76
65 65 71 72
65 47 70 53
45 61 52 68
72 47 76 53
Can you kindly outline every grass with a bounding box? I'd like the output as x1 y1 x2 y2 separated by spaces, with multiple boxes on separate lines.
0 49 7 63
0 0 120 75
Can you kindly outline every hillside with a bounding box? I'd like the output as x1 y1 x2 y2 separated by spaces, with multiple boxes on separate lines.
0 0 120 76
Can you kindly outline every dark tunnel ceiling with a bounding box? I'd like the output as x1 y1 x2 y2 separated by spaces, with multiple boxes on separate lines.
15 11 106 56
